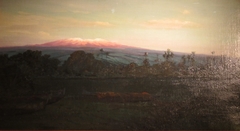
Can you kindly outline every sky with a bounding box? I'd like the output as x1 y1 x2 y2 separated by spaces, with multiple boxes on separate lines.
0 0 240 55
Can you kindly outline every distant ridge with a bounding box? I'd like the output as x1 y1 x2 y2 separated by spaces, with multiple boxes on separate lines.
0 38 209 66
33 38 130 49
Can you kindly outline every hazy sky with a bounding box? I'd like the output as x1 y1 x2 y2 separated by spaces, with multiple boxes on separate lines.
0 0 239 54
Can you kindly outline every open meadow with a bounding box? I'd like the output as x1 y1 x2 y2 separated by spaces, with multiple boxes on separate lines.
0 76 239 130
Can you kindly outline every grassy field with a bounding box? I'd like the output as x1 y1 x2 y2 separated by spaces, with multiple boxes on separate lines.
0 77 239 130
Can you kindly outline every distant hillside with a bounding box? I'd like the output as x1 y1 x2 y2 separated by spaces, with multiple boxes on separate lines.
0 38 209 66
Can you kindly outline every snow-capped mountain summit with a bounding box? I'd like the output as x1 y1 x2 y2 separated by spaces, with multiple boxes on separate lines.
35 38 129 49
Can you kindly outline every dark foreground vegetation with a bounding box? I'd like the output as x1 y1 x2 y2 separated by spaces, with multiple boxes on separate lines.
0 49 239 130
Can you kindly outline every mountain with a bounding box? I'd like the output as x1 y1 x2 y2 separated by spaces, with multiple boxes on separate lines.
34 38 130 49
0 38 207 66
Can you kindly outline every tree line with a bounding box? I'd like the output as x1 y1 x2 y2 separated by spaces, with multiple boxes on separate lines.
0 50 60 94
0 49 237 94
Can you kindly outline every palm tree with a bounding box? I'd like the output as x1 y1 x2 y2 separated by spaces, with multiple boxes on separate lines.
211 51 215 55
191 51 195 56
99 48 108 58
181 55 186 65
211 51 215 64
143 52 150 66
105 52 109 58
187 54 191 62
154 53 160 63
143 59 150 67
144 52 148 57
190 51 195 66
97 48 104 58
163 49 174 61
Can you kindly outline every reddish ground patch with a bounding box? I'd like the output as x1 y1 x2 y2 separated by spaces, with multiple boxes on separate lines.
94 92 152 102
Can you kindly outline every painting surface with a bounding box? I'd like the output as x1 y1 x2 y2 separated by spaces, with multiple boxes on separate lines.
0 0 240 130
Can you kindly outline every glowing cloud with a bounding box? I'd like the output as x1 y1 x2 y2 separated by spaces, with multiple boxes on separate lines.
142 19 200 29
91 21 113 27
182 9 190 15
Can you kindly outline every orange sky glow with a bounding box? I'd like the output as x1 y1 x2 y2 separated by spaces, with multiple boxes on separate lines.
0 0 240 55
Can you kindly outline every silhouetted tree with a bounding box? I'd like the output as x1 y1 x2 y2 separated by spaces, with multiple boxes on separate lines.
9 50 60 76
163 49 174 61
105 52 109 58
142 52 150 67
178 55 187 69
160 49 176 77
0 50 61 95
181 55 187 65
143 59 150 67
125 62 138 72
40 54 60 75
211 51 216 65
0 63 34 93
61 50 103 76
187 54 191 62
99 48 109 58
154 54 160 63
0 54 9 68
144 52 148 57
211 51 215 55
190 51 196 66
